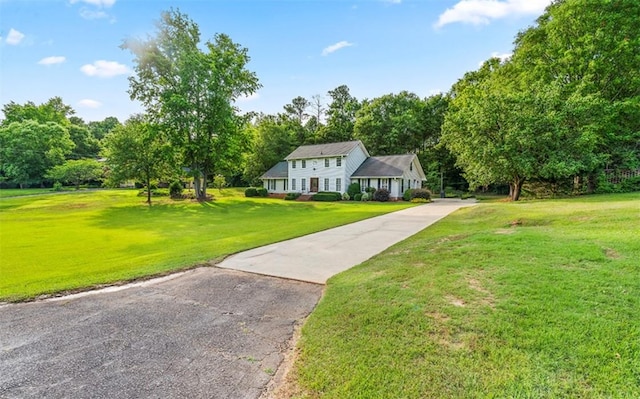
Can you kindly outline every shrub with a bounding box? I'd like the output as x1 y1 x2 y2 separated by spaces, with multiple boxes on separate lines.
621 176 640 192
361 192 370 201
284 192 301 201
403 189 413 202
411 188 432 201
312 192 341 201
373 188 390 202
347 182 361 199
411 197 429 203
353 193 363 201
312 193 338 202
365 187 376 194
342 192 350 201
245 187 259 197
169 181 183 198
257 187 269 197
212 174 226 191
52 181 63 192
137 188 169 197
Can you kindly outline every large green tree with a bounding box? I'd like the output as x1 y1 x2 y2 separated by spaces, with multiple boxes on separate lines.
123 9 260 200
1 97 74 127
88 116 121 141
442 0 639 199
0 121 74 188
354 91 426 155
511 0 640 189
68 124 101 160
243 114 294 185
317 85 360 143
46 159 104 190
283 96 313 145
442 59 602 200
102 116 176 204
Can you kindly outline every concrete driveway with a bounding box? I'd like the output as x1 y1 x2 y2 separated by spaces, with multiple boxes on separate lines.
0 199 474 398
219 199 476 283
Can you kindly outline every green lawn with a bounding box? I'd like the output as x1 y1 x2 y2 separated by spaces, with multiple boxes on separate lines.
0 188 67 198
0 188 414 301
294 193 640 398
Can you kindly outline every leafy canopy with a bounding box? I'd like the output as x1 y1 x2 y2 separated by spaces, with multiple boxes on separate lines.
122 9 260 200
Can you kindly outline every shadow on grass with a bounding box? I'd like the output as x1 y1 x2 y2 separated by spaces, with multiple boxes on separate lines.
88 197 322 232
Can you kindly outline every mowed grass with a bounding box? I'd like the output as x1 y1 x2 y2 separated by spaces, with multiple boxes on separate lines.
294 193 640 398
0 188 64 198
0 188 414 301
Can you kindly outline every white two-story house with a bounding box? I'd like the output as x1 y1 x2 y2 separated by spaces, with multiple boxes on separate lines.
261 140 426 200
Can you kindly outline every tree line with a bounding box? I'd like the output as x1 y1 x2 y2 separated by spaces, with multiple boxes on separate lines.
0 97 120 189
442 0 640 200
1 1 638 201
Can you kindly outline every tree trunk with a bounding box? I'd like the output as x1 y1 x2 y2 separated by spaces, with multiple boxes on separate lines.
199 167 208 201
193 174 201 200
510 177 525 201
586 173 597 194
146 176 152 205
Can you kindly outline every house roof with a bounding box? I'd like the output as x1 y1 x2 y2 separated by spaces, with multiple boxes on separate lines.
261 161 288 179
285 140 368 160
351 155 425 179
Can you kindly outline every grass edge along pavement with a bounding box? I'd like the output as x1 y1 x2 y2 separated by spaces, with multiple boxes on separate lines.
0 188 415 302
291 193 640 398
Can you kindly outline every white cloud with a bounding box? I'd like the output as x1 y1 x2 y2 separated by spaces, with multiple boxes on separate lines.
70 0 116 8
80 60 129 77
80 8 109 20
6 28 25 45
491 51 512 62
478 51 513 66
383 0 402 4
38 56 66 66
322 41 355 56
70 0 115 21
78 99 102 108
434 0 551 29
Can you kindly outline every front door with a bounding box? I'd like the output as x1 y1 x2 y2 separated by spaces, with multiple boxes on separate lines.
310 177 319 193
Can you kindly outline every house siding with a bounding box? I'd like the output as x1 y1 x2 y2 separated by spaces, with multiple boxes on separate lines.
263 178 287 193
288 157 346 193
263 141 426 197
401 158 425 191
344 145 368 184
287 145 367 194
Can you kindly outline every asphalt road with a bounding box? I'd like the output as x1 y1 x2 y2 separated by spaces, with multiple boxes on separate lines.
0 268 322 399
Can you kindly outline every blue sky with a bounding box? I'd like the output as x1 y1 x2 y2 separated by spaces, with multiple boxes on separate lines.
1 0 551 123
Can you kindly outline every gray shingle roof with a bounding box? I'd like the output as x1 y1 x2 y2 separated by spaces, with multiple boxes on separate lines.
285 140 366 160
351 155 417 178
261 161 288 179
